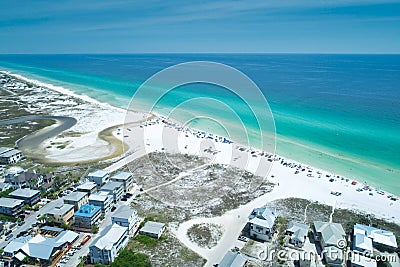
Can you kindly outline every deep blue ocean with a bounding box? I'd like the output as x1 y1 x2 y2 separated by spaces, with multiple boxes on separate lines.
0 54 399 194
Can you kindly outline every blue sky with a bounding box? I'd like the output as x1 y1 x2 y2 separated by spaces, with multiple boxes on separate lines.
0 0 399 54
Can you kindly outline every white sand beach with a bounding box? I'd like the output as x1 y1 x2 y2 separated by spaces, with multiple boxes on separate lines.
3 71 399 265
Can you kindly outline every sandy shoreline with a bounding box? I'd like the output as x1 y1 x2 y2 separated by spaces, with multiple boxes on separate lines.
1 69 399 264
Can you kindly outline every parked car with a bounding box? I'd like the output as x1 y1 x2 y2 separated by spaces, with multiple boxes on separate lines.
5 234 13 241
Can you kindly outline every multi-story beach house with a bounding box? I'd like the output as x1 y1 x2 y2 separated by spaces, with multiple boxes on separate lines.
353 224 398 252
285 221 310 248
89 223 129 265
77 181 97 196
111 205 140 234
110 171 134 193
100 181 124 203
313 221 346 267
0 197 24 217
247 207 277 241
0 147 24 165
88 191 113 214
46 204 75 225
63 191 88 211
74 204 102 229
9 188 41 205
87 169 110 187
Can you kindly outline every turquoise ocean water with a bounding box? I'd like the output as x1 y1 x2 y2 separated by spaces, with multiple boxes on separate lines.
0 54 399 195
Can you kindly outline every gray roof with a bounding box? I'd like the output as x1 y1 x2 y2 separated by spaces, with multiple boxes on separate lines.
314 221 345 247
140 221 165 235
354 224 397 249
287 221 309 242
63 191 87 202
0 149 22 158
219 251 247 267
88 169 109 178
91 224 127 250
101 181 123 191
0 147 13 155
112 205 136 220
111 171 132 181
89 191 111 202
4 236 32 254
20 231 78 260
248 207 277 229
10 188 40 198
0 197 24 208
77 181 97 190
47 204 74 216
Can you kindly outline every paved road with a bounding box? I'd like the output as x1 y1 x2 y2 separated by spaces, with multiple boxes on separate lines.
0 198 63 249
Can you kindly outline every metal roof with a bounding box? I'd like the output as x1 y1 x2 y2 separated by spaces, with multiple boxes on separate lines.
140 221 165 235
88 169 109 178
10 188 40 198
0 197 24 208
63 191 88 202
219 251 247 267
47 204 74 216
89 191 111 202
248 207 276 229
354 224 397 249
91 224 127 250
77 181 97 190
314 221 345 247
111 171 132 181
112 205 137 220
101 181 123 191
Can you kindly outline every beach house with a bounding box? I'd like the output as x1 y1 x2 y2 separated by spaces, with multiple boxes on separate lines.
87 169 110 187
248 207 277 241
77 181 97 195
110 171 134 192
353 224 398 252
139 221 165 239
63 191 88 211
0 197 24 217
46 203 75 225
286 221 310 248
89 224 129 265
74 204 101 229
0 147 24 165
88 191 113 213
111 205 140 234
9 188 41 205
219 251 247 267
313 221 346 267
100 181 124 203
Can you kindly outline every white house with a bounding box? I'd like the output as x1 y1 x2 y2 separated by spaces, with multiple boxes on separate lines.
353 224 397 252
0 147 24 165
248 207 277 241
89 224 128 265
111 205 139 234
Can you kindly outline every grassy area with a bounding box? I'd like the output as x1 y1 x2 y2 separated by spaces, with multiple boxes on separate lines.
187 223 224 249
0 119 56 147
127 230 206 266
